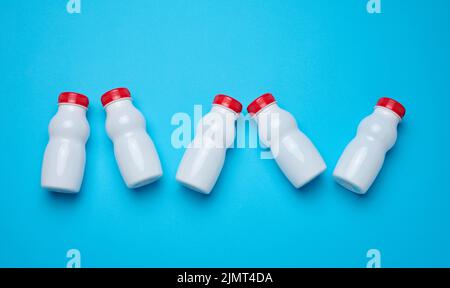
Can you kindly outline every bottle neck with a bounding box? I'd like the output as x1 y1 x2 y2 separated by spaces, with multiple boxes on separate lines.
373 106 401 126
211 104 239 120
58 103 87 115
105 98 134 113
253 102 279 124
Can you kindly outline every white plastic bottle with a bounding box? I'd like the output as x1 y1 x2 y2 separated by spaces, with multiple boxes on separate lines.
176 95 242 194
247 93 326 188
102 88 163 188
333 97 406 194
41 92 90 193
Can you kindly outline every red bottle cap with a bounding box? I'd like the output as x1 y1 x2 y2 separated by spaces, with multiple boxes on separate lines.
213 94 243 114
376 97 406 119
247 93 276 116
101 88 131 107
58 92 89 108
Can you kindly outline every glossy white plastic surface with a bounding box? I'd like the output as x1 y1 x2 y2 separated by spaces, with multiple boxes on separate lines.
254 103 326 188
176 105 238 194
41 104 90 193
105 99 163 188
333 106 401 194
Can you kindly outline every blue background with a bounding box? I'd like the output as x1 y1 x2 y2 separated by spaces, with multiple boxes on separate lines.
1 0 449 268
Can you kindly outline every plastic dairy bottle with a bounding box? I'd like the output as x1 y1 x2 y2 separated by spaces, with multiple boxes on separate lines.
333 97 406 194
176 95 242 194
101 88 163 188
247 93 326 188
41 92 90 193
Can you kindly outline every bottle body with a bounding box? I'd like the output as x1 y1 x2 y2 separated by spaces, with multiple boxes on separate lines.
333 107 400 194
255 103 326 188
176 105 238 194
105 99 162 188
41 104 90 193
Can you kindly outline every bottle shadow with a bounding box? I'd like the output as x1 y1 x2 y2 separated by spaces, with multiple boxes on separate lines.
130 177 164 201
263 156 326 201
177 182 217 206
296 173 326 197
45 187 83 208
